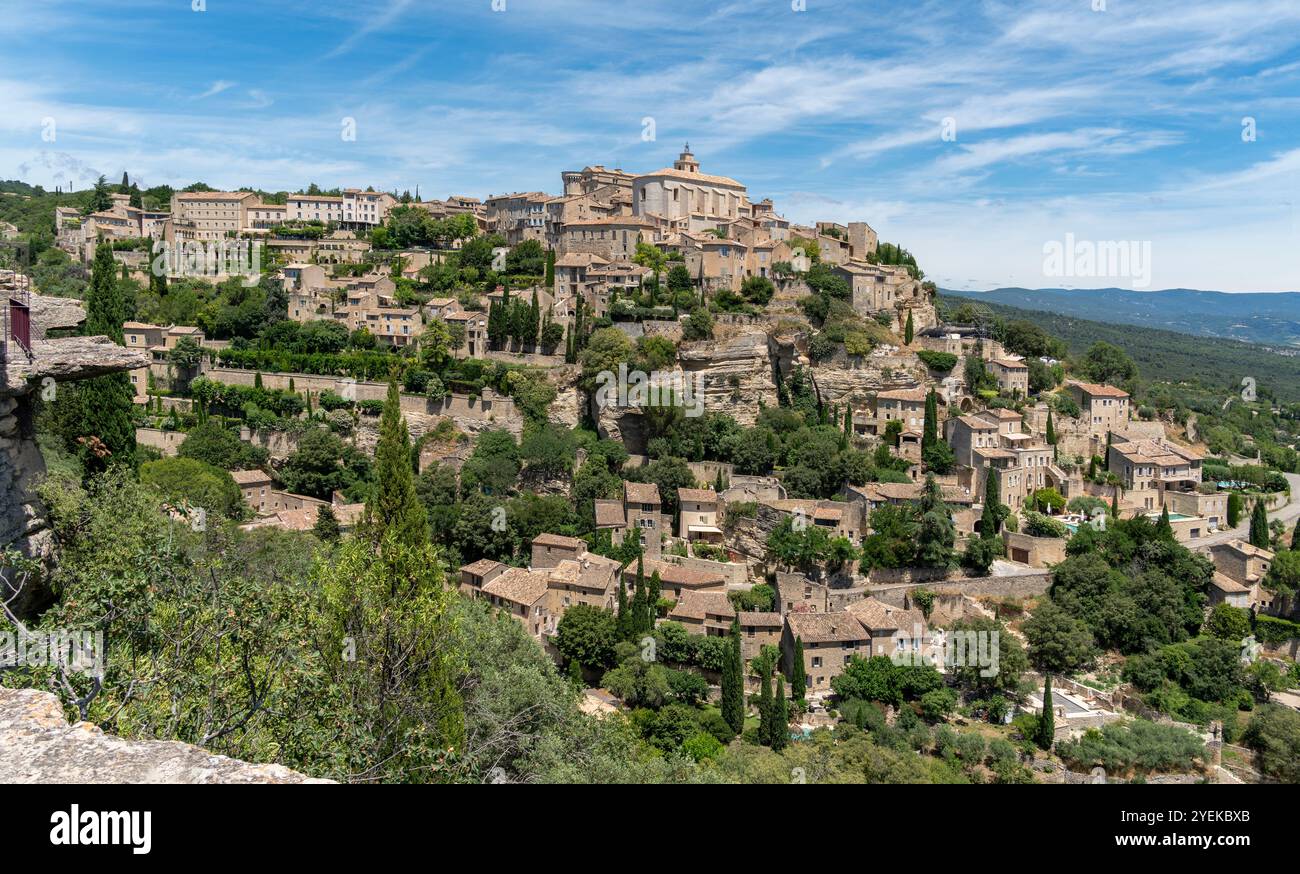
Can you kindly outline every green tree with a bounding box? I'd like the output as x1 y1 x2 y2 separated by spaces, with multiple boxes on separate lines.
979 467 1007 537
313 504 341 542
1249 500 1270 549
313 531 465 774
139 457 243 519
721 619 745 734
904 309 914 345
771 677 789 751
758 668 774 746
1036 674 1056 750
75 242 136 472
556 604 618 670
1227 492 1243 528
362 379 427 547
1023 600 1096 676
791 637 807 702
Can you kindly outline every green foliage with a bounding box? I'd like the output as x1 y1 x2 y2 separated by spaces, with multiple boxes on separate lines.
916 350 958 372
139 456 243 519
1242 705 1300 783
555 604 618 671
1056 720 1205 775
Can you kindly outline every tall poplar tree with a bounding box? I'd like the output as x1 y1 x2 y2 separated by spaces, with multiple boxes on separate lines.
771 677 789 752
758 669 773 747
363 379 428 547
979 467 1004 537
1249 500 1270 549
721 619 744 734
791 637 807 703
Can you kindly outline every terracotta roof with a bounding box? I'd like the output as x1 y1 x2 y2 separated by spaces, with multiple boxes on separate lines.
594 499 626 527
533 533 584 550
677 488 719 504
175 191 257 201
877 387 928 402
847 597 924 633
737 611 783 628
624 481 661 505
637 167 746 189
461 558 505 577
1211 572 1250 594
1068 380 1130 399
1220 539 1274 561
481 568 549 606
668 590 735 622
230 469 272 485
989 358 1028 369
786 612 867 644
628 559 725 589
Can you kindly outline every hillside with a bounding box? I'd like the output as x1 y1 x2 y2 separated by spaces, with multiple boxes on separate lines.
937 293 1300 404
945 287 1300 348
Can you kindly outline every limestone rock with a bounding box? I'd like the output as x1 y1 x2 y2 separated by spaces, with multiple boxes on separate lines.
0 688 332 783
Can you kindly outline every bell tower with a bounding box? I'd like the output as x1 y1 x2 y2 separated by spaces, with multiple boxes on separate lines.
673 143 700 174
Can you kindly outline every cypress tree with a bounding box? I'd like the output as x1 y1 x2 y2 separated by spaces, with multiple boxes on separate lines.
979 467 1002 537
526 288 541 349
544 249 555 287
1156 504 1174 540
1249 500 1270 549
616 575 632 639
771 677 789 751
313 504 341 542
1111 488 1119 519
363 379 428 547
904 309 914 345
714 469 724 494
1227 492 1242 528
758 669 773 747
1045 411 1056 445
76 242 135 472
1037 675 1056 750
922 389 938 456
791 637 806 703
721 619 744 734
1291 520 1300 551
648 569 662 622
254 371 263 390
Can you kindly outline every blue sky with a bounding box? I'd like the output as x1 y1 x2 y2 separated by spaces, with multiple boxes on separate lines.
2 0 1299 291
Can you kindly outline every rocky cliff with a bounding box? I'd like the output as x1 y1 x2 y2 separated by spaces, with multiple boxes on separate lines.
0 688 329 783
2 294 150 616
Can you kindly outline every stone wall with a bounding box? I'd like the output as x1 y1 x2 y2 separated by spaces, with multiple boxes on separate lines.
870 571 1052 607
136 426 184 457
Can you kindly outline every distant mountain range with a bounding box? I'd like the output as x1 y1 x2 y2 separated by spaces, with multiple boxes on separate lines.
942 287 1300 348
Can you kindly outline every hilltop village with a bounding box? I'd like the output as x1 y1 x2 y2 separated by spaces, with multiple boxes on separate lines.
2 148 1299 784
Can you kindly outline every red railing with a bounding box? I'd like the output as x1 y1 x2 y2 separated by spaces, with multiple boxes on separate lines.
2 282 33 361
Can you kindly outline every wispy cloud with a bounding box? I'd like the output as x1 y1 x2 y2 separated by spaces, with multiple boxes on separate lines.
195 80 236 100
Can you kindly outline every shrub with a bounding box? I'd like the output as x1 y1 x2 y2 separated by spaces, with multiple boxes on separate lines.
916 350 958 372
1055 719 1204 774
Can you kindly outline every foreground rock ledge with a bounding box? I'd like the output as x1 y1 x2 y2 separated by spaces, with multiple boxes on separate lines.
0 688 332 784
